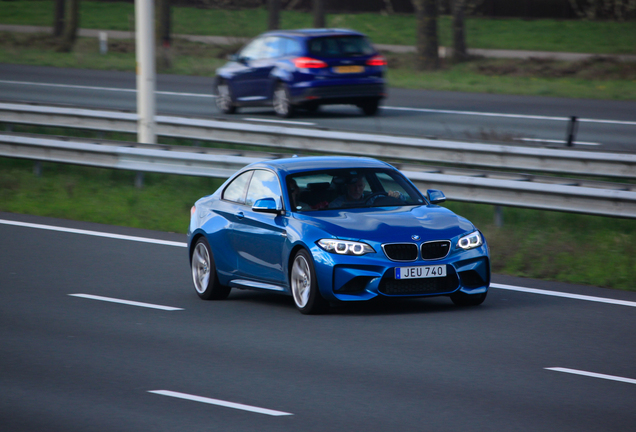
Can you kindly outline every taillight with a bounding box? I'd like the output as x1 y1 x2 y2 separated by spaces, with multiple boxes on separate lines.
293 57 328 68
366 55 387 66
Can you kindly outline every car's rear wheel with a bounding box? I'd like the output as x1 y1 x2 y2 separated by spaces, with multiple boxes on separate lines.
450 290 487 306
273 82 294 118
215 80 236 114
359 99 380 116
290 249 328 314
191 237 231 300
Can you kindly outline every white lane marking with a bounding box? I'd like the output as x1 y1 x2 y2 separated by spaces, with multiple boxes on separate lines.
243 117 316 126
545 368 636 385
491 283 636 308
383 105 636 126
516 137 601 146
3 219 635 308
148 390 293 416
69 294 183 311
0 80 214 98
0 219 187 248
2 79 634 126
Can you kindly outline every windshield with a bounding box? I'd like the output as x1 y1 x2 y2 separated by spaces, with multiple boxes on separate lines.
307 36 375 58
287 168 425 212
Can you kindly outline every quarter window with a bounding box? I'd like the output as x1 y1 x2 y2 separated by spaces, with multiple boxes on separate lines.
223 171 253 203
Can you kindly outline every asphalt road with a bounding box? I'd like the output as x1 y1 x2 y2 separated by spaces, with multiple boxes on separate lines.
1 212 635 432
1 64 635 153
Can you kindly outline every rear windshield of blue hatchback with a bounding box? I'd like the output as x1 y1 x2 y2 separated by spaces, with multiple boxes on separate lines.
307 36 375 58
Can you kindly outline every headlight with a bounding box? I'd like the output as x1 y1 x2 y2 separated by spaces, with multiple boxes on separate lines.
317 239 375 256
457 231 483 250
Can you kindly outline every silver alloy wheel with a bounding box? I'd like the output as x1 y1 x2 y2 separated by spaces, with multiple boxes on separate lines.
273 85 289 117
216 82 232 112
291 254 311 308
192 242 211 294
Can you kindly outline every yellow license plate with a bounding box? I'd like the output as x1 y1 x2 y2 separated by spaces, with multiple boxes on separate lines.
334 65 364 74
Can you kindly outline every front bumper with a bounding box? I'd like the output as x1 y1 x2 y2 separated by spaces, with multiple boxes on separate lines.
310 243 490 302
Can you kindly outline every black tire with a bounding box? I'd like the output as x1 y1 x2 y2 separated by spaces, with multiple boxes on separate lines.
273 82 295 118
450 290 487 306
191 237 231 300
290 249 329 314
360 99 380 116
215 79 237 114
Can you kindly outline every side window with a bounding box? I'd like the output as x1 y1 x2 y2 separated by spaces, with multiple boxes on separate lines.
222 171 253 203
282 38 303 56
246 170 282 208
239 38 266 61
262 36 283 59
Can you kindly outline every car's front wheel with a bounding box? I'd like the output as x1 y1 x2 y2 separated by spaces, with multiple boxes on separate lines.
191 237 231 300
290 249 328 314
450 290 487 306
273 82 294 118
215 79 236 114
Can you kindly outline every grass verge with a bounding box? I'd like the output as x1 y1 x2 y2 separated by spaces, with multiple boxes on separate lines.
1 1 635 54
1 156 634 291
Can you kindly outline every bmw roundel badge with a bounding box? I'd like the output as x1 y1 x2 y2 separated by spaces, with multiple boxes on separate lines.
411 234 421 241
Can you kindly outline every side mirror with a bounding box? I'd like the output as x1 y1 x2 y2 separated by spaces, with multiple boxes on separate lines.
252 197 283 215
427 189 446 204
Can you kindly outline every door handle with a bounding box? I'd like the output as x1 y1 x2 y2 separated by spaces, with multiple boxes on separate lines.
236 211 244 219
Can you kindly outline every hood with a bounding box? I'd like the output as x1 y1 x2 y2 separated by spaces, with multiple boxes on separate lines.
296 205 475 243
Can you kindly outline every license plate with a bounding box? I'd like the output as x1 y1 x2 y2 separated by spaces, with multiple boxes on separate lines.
334 65 364 74
395 265 447 280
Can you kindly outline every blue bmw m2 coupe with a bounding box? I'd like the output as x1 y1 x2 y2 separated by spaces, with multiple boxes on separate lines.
188 156 490 314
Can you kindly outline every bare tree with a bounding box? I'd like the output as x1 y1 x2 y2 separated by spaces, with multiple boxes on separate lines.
156 0 172 68
413 0 439 70
53 0 65 37
313 0 326 28
451 0 467 61
268 0 280 30
59 0 79 52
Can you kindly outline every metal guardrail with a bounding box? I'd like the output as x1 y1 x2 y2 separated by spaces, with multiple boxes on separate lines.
2 132 635 219
1 102 635 179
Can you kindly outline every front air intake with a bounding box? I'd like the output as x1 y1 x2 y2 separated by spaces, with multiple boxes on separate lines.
382 243 418 261
420 241 451 260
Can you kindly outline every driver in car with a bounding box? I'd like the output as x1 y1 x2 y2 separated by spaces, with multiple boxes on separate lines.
329 176 402 208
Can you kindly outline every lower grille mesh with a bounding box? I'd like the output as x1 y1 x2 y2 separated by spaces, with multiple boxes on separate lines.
379 268 458 296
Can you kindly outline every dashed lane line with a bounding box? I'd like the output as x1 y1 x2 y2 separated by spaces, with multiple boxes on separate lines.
148 390 293 416
69 294 183 311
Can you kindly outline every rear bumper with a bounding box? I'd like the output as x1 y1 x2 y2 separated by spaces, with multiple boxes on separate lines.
290 82 385 106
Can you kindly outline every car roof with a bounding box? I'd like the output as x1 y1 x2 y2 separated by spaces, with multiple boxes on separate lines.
261 28 366 39
247 156 393 175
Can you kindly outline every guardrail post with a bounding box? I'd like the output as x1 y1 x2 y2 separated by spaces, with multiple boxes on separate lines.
34 161 42 177
494 205 503 227
135 172 144 188
566 116 578 147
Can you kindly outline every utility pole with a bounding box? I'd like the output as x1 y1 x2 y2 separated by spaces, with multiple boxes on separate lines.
135 0 156 145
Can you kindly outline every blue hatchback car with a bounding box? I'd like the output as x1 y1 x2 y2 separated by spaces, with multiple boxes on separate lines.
188 156 490 314
213 29 387 117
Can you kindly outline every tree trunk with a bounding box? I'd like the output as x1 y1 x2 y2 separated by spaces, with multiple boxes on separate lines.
53 0 65 37
313 0 326 28
268 0 280 30
452 0 467 61
59 0 79 52
156 0 172 69
413 0 439 70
